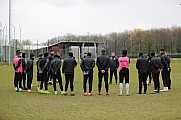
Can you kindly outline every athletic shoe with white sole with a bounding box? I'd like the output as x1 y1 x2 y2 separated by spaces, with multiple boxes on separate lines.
88 93 92 96
126 92 129 96
60 91 64 94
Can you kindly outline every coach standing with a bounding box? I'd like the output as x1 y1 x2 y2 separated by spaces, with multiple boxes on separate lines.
22 52 27 90
80 53 95 96
150 52 161 94
39 53 50 94
109 52 118 84
136 52 148 94
160 49 170 92
47 50 55 85
50 54 64 95
96 48 110 95
62 52 77 96
118 50 130 96
26 53 35 93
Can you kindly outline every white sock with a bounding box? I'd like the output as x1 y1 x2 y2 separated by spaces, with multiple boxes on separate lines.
126 83 129 95
71 91 74 94
119 83 123 95
37 87 40 90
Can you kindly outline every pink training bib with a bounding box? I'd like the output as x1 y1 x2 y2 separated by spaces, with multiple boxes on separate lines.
14 56 23 73
118 56 130 71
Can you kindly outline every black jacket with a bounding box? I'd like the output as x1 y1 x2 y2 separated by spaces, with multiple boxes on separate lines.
50 57 61 74
96 54 110 71
147 57 152 72
26 58 34 74
22 58 26 72
80 56 95 72
109 56 118 70
150 56 161 73
160 54 170 69
48 55 54 71
62 57 77 74
38 57 49 73
136 55 147 73
36 58 42 72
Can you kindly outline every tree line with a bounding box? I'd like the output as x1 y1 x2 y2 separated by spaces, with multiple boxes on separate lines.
42 26 181 56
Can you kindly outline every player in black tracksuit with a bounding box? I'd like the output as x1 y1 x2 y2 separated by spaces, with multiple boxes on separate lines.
47 50 55 85
167 57 171 89
109 52 118 84
160 49 171 91
136 52 148 94
96 48 110 95
36 53 43 92
26 53 35 93
22 52 27 90
62 52 77 96
150 53 161 94
50 54 64 95
146 54 152 85
38 53 50 94
80 53 95 96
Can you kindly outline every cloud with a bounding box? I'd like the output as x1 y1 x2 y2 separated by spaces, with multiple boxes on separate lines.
39 0 79 8
83 0 120 6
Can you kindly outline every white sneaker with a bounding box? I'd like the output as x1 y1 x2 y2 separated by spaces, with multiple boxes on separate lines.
60 91 64 94
55 91 58 95
14 87 18 92
160 87 167 92
19 88 23 92
166 87 168 91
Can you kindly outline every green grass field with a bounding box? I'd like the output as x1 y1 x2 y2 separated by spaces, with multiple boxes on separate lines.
0 61 181 120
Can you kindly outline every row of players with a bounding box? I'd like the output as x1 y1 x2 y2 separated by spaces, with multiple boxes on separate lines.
13 48 171 96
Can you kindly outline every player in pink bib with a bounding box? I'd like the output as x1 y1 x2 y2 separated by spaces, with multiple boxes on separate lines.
13 51 23 92
118 50 130 96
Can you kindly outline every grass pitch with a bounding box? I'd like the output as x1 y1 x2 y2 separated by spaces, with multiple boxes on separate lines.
0 61 181 120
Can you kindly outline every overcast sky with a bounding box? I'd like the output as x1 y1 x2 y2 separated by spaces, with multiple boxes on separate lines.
0 0 181 43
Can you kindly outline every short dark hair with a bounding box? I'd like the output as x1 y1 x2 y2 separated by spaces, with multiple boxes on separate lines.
39 53 43 57
22 52 26 58
101 48 106 54
69 52 73 57
147 54 150 57
122 50 127 56
30 53 35 58
139 52 143 56
16 50 20 55
17 51 22 56
44 53 49 57
87 53 91 56
160 49 165 51
151 52 155 57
